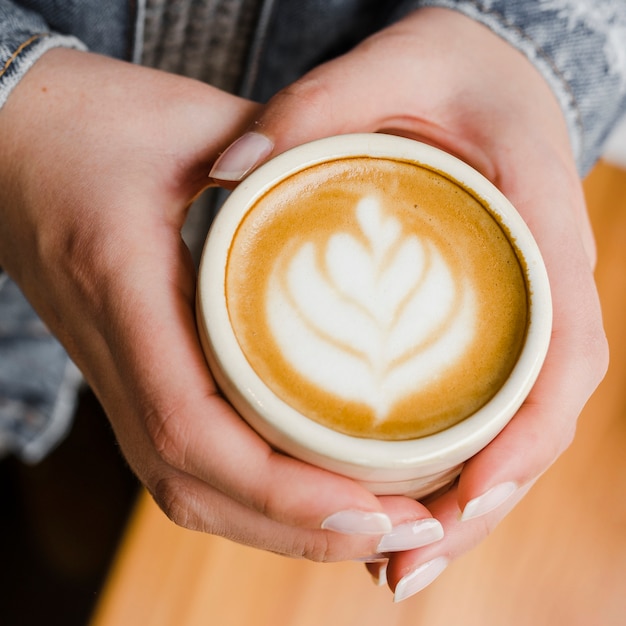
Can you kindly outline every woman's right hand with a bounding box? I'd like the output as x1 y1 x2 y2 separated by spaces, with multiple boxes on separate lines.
0 48 434 562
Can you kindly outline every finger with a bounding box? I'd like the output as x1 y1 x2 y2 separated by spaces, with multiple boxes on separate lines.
455 323 604 521
385 481 532 602
381 191 608 601
451 167 609 512
148 468 382 562
148 471 441 563
207 8 546 184
207 12 468 183
373 497 445 554
208 53 394 182
89 234 434 537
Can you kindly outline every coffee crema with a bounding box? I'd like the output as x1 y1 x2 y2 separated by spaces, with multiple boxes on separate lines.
226 157 528 440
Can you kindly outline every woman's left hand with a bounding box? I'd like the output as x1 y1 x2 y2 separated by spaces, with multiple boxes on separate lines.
210 7 608 600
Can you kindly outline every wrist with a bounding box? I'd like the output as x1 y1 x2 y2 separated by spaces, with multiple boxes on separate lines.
378 8 576 183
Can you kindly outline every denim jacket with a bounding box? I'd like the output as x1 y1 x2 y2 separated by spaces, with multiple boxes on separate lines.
2 0 626 461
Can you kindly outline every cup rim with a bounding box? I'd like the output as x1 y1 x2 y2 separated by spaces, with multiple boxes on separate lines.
197 133 552 479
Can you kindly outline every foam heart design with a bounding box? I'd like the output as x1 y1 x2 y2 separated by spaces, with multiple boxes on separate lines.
266 196 477 422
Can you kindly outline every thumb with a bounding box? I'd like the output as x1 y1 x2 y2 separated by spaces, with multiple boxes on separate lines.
207 8 538 184
208 34 422 182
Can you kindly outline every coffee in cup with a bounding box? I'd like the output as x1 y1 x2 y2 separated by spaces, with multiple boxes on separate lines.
197 134 551 498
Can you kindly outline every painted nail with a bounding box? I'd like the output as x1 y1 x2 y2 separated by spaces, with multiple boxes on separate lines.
377 518 444 552
321 510 393 535
209 132 274 181
460 481 519 521
393 557 449 603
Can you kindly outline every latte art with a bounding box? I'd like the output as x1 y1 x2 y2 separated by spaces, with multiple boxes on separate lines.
197 135 552 496
225 157 528 439
266 196 476 422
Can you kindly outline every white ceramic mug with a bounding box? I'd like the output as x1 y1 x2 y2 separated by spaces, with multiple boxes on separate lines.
196 133 552 499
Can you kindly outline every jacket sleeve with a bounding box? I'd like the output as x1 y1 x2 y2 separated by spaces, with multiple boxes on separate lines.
0 0 86 109
391 0 626 176
0 1 87 461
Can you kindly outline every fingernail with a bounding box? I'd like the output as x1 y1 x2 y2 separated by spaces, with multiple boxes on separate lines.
460 481 519 521
393 556 449 603
377 518 444 552
321 510 393 535
209 132 274 181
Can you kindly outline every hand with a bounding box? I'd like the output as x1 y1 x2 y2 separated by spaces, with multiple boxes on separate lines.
0 49 433 562
209 8 608 598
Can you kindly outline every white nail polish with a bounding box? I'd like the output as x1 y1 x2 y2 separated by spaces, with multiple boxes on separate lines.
321 510 393 535
209 132 274 181
377 518 444 552
461 481 519 521
393 556 449 602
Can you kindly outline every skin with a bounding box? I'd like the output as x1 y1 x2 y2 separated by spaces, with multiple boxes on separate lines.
0 49 431 562
210 8 608 595
0 6 608 599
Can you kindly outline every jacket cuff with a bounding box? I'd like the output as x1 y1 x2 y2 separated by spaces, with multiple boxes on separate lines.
1 1 86 109
392 0 626 175
1 32 87 108
0 273 83 463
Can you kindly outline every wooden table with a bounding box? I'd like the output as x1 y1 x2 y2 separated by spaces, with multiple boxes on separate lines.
91 161 626 626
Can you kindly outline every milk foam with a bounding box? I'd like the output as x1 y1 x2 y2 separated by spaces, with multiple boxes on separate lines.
266 196 476 422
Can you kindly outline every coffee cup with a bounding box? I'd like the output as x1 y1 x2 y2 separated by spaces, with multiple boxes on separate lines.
196 133 552 499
